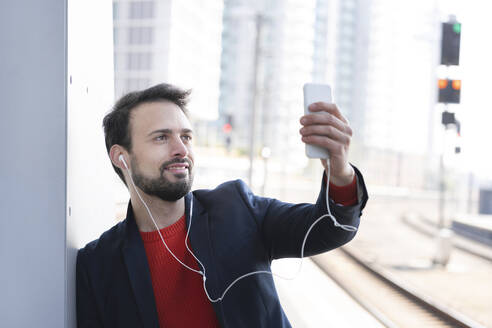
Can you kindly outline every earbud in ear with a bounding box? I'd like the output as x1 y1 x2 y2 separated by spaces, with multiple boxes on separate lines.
119 154 129 170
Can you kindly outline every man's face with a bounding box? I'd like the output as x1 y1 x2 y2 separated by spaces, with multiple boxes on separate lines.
127 101 194 202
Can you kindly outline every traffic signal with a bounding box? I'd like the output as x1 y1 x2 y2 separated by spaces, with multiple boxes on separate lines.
441 111 455 125
223 123 232 134
438 79 461 104
441 111 462 135
441 22 461 66
223 114 233 134
223 114 233 152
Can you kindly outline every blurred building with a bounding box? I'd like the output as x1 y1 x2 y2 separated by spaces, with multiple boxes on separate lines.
112 0 443 188
310 0 441 186
218 0 260 152
328 0 371 150
312 0 337 84
219 0 441 187
330 0 441 188
112 0 223 121
218 0 370 168
219 0 318 169
258 0 317 167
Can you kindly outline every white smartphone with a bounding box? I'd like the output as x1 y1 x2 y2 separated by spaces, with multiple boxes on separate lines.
303 83 332 159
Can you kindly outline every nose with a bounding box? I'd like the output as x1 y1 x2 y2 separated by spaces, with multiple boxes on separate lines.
171 136 188 158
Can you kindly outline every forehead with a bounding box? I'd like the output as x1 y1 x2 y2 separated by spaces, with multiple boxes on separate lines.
130 101 192 135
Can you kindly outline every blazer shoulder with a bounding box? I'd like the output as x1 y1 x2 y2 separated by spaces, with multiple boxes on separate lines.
193 178 250 200
192 179 269 219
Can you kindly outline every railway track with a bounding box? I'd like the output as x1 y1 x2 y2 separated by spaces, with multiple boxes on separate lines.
312 247 487 328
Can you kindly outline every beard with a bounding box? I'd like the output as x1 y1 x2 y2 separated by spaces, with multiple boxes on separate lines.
130 155 194 202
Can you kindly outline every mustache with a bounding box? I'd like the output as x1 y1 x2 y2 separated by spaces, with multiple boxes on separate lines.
159 158 192 175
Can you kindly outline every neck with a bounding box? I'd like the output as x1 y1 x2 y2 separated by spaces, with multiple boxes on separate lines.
130 190 186 232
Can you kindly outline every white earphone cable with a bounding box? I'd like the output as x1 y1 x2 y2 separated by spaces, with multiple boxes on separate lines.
124 161 203 275
123 158 357 302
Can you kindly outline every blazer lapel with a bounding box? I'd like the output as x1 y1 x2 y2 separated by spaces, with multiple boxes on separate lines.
185 193 227 327
121 201 159 328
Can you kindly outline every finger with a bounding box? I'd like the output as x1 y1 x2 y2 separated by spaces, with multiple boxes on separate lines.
301 135 346 156
299 124 351 145
300 112 353 137
308 102 348 124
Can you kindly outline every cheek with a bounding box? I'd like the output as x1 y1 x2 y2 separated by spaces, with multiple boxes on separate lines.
187 149 195 163
184 143 193 156
139 154 163 175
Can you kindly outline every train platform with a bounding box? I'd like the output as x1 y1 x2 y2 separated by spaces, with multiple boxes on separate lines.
454 214 492 230
403 213 492 262
452 214 492 247
272 257 383 327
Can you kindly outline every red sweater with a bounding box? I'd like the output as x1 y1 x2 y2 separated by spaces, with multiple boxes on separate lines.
140 177 357 328
140 216 220 328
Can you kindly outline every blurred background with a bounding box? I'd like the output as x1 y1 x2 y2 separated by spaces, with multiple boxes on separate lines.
111 0 490 215
108 1 492 326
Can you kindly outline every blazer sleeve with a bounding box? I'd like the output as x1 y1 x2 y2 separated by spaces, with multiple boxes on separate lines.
76 248 103 328
238 164 368 261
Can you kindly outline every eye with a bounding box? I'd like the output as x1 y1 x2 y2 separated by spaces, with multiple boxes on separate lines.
182 135 192 142
155 135 168 141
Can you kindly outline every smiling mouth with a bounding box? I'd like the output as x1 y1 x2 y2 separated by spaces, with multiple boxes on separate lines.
164 164 189 174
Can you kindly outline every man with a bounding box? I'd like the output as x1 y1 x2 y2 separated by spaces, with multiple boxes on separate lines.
76 83 368 327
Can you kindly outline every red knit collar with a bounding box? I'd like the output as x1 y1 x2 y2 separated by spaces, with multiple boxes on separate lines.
139 214 186 242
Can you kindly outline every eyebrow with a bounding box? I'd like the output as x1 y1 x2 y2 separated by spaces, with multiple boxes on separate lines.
147 128 194 137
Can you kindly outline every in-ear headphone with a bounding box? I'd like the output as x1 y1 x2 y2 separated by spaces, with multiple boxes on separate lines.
119 154 129 170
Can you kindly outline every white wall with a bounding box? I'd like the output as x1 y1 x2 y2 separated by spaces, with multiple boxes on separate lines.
0 0 118 326
66 0 119 326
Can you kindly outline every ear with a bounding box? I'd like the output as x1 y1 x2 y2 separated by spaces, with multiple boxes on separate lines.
109 145 128 170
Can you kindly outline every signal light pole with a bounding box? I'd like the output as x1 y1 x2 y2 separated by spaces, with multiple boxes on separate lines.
437 16 462 230
433 16 462 267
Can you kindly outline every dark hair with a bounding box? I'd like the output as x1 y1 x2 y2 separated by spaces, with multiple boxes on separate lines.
102 83 191 186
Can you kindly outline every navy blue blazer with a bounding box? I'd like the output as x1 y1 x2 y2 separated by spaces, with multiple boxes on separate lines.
76 166 368 327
